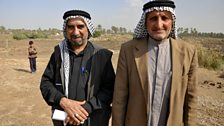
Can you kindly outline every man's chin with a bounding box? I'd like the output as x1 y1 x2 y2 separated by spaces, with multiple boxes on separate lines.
71 37 82 42
151 37 163 41
150 35 168 41
70 41 83 47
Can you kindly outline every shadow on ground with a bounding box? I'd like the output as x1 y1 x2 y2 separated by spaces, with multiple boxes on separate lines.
13 68 31 73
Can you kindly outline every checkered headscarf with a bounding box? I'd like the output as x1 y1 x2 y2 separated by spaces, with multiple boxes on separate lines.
133 0 177 39
63 10 95 39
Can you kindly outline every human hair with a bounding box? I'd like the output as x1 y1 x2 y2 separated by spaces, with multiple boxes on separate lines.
29 41 34 45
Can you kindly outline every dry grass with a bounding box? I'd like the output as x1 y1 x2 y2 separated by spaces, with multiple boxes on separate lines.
0 34 224 126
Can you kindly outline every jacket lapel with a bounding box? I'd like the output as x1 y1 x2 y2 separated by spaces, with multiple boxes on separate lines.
134 38 149 105
85 44 101 100
169 39 185 110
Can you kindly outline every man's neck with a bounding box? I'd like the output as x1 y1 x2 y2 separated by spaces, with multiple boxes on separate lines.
148 36 170 45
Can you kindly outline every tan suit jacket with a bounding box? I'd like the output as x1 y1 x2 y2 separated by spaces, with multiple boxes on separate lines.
112 38 198 126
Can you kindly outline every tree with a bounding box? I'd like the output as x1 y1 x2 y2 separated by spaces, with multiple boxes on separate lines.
111 26 118 34
0 26 6 33
96 24 102 32
0 26 5 30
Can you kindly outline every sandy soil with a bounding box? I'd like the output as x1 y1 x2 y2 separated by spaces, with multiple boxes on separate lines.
0 38 223 126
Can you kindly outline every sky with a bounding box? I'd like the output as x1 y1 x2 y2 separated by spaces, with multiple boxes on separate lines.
0 0 224 33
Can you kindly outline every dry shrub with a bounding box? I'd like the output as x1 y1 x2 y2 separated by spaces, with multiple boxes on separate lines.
198 46 224 70
220 72 224 78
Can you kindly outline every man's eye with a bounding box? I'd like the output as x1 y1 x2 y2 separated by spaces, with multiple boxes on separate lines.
77 25 85 29
149 16 157 21
67 25 74 29
161 16 170 21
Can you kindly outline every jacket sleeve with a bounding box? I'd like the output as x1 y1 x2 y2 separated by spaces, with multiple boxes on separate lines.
40 52 65 107
112 45 129 126
82 50 115 115
184 47 198 125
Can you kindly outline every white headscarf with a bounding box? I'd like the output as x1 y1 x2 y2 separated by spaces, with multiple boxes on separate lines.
133 0 177 39
63 11 95 39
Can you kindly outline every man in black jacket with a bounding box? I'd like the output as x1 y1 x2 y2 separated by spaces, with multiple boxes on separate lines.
40 10 115 126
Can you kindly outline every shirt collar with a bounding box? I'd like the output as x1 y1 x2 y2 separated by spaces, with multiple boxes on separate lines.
67 41 91 56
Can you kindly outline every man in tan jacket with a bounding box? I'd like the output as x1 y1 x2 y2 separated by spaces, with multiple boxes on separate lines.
112 0 198 126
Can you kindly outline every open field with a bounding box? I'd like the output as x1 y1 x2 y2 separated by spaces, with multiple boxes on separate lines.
0 35 224 126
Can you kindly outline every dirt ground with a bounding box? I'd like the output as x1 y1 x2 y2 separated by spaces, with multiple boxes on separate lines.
0 38 223 126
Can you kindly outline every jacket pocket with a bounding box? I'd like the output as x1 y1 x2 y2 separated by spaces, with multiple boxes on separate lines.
55 83 62 86
55 83 64 93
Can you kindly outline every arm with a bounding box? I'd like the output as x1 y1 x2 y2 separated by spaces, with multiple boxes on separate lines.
32 47 37 54
40 52 65 107
184 47 198 125
112 45 129 126
61 53 115 125
82 50 115 115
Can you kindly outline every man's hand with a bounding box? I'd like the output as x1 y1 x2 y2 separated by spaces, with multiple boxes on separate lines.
59 97 88 125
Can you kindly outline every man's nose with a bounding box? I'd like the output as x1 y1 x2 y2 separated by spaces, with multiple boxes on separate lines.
71 26 80 35
155 18 163 29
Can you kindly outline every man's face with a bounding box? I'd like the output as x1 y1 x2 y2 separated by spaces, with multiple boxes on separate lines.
65 18 89 47
146 11 173 41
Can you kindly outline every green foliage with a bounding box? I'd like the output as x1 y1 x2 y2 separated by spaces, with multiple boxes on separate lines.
210 59 224 70
12 30 48 40
178 27 224 38
13 33 27 40
0 27 62 40
93 31 101 38
0 26 5 31
32 32 48 39
0 26 7 34
198 48 224 70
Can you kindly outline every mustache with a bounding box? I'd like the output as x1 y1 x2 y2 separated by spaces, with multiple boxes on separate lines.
71 34 81 39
